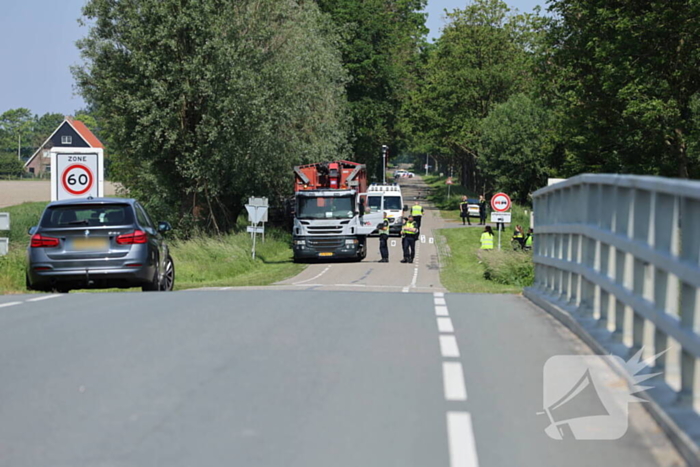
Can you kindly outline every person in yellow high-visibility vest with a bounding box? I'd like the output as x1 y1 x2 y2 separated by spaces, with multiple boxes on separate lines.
480 225 494 250
524 228 533 250
401 216 419 263
411 200 424 230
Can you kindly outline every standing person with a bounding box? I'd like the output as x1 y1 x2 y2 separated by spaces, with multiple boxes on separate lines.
401 215 418 263
459 196 471 226
378 212 390 262
480 225 494 250
479 195 487 225
411 200 424 230
524 228 534 251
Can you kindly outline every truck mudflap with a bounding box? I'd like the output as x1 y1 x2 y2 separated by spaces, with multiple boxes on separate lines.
293 236 366 260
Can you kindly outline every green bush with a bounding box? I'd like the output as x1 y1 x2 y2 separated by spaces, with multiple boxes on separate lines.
0 153 25 179
480 249 534 287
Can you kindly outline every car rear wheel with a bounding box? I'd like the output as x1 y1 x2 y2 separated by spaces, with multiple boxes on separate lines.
161 256 175 291
142 266 161 292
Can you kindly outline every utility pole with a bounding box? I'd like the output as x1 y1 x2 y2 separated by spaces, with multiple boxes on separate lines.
381 145 388 184
17 133 21 161
425 154 429 176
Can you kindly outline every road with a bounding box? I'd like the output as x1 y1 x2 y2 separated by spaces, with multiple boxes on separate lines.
276 176 444 293
0 176 686 466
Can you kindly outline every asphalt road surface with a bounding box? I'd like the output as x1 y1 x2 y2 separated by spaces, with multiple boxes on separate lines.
0 176 686 466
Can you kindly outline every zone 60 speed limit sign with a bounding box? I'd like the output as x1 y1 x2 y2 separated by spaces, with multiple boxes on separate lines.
51 149 104 201
491 192 511 212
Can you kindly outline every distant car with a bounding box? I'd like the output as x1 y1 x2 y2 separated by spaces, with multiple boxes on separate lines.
26 198 174 293
466 198 480 218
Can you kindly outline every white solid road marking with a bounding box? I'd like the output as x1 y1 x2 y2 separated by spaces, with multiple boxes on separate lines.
26 294 62 302
437 317 454 333
443 362 468 401
434 297 446 306
440 334 460 357
293 266 331 285
447 412 480 467
219 287 232 291
0 301 22 309
435 305 449 316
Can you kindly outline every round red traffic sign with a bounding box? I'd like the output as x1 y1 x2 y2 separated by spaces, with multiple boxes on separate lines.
62 164 94 196
491 192 511 212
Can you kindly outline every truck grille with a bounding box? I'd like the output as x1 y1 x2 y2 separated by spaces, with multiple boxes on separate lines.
307 238 344 250
306 225 344 235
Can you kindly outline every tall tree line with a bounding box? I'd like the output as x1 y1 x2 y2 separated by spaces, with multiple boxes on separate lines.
402 0 700 203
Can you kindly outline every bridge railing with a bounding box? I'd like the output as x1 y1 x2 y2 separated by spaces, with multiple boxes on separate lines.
524 174 700 457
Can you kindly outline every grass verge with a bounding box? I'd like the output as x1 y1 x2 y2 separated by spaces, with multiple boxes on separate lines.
425 175 534 293
0 202 304 294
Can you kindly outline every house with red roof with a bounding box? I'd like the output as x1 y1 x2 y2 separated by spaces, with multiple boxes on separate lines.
24 116 104 176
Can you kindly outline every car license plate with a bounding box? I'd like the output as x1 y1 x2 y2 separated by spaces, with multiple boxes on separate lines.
72 237 109 251
319 252 333 257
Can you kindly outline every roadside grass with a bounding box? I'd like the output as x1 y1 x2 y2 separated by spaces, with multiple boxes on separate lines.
0 201 303 294
425 174 534 293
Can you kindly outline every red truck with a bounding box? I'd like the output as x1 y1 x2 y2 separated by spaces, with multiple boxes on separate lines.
292 161 382 261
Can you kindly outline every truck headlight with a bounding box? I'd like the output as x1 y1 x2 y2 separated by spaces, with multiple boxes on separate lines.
345 239 358 245
295 240 306 245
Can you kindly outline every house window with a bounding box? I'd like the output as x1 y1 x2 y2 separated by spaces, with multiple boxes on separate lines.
42 150 50 158
61 135 72 145
29 168 35 174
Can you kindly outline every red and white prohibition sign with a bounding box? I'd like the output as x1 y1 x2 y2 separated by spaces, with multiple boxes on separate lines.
490 192 511 212
61 164 94 196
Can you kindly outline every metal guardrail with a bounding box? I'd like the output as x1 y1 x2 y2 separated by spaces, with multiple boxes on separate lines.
523 174 700 461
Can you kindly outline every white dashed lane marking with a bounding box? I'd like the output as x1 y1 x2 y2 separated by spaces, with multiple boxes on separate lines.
26 294 62 302
439 334 460 358
437 317 454 333
435 305 449 316
443 362 468 401
434 297 446 306
447 412 480 467
0 301 22 309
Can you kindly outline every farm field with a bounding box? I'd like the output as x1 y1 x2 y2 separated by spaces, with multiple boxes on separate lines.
0 180 118 208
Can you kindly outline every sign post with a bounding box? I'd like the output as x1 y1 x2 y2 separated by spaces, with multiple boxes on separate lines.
51 148 104 201
245 202 269 259
490 192 512 251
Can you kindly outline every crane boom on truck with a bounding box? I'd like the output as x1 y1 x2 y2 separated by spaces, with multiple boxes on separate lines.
292 160 383 261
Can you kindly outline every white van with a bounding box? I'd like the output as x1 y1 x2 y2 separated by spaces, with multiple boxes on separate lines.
363 184 406 236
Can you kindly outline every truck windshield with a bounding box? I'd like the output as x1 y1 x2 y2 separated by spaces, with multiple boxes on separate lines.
368 196 402 212
297 196 355 219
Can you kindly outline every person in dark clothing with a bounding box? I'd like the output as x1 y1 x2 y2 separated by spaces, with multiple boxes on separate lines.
378 212 390 262
478 195 487 225
459 196 471 226
401 215 419 263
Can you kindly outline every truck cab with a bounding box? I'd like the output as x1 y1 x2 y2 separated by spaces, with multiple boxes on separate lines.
291 161 383 261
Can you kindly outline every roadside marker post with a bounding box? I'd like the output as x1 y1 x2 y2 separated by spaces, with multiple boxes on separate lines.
0 213 9 256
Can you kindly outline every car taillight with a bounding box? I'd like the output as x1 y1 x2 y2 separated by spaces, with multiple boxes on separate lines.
30 234 60 248
116 230 148 245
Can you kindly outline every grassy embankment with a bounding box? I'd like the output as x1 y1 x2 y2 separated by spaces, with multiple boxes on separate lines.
0 202 303 294
423 175 534 294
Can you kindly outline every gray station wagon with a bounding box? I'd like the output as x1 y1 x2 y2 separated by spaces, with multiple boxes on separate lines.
26 198 174 293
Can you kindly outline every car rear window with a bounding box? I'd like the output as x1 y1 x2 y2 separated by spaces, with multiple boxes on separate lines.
41 204 134 227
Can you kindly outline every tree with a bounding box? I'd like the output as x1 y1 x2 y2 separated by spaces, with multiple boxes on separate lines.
545 0 700 178
478 94 556 203
315 0 428 178
0 108 33 158
403 0 542 193
74 0 350 234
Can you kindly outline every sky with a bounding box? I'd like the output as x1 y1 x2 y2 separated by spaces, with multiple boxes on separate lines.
0 0 545 118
